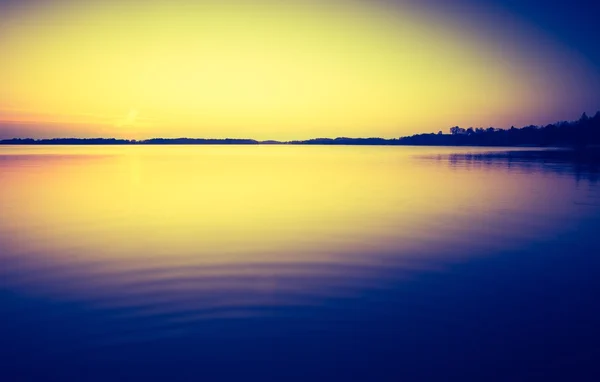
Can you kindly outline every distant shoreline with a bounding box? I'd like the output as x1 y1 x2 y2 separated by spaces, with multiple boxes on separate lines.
0 137 581 147
2 111 599 147
0 139 579 147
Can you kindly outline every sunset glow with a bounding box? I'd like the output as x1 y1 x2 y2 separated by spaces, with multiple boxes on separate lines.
1 0 599 139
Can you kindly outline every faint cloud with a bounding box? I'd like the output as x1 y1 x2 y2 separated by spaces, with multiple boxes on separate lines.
0 107 152 132
0 107 115 125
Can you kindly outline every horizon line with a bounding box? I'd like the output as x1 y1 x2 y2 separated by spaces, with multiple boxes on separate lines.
1 110 598 145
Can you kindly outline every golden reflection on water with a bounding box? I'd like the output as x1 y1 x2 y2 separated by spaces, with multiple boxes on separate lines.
0 145 592 314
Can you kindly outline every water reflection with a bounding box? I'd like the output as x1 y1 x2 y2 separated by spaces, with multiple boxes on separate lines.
1 145 600 381
425 148 600 183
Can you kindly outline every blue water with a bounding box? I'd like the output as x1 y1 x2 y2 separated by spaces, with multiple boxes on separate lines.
1 146 599 381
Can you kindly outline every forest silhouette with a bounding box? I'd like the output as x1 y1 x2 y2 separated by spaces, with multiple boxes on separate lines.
2 111 600 147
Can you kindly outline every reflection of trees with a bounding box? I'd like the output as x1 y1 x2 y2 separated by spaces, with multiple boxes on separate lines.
426 150 599 183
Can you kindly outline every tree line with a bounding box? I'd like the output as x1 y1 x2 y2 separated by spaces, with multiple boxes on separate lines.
398 111 600 147
1 111 599 147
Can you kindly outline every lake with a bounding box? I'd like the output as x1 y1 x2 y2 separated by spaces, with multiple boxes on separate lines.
1 145 599 381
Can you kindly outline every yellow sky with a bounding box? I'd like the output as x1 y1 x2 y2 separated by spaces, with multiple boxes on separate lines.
0 0 597 139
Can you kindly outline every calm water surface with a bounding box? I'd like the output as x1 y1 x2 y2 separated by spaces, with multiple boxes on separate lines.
1 145 599 381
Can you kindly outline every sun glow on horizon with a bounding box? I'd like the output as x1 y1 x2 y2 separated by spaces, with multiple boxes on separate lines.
0 0 598 140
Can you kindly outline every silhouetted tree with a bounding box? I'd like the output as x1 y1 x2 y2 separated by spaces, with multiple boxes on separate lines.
450 126 466 135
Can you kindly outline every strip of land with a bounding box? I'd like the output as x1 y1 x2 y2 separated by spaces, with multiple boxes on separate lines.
2 111 599 147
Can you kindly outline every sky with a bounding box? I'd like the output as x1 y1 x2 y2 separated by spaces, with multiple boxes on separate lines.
0 0 599 140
